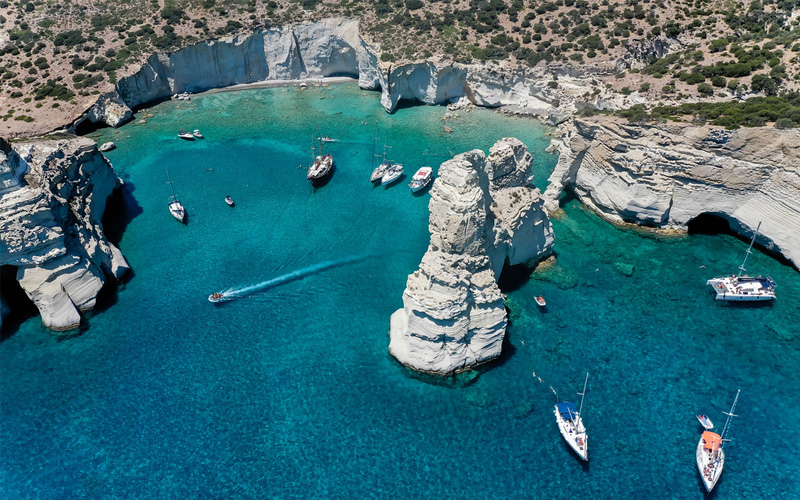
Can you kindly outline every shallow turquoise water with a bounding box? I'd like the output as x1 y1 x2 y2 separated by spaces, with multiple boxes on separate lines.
2 82 799 499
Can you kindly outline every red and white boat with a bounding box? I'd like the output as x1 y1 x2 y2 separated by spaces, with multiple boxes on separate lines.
409 167 433 192
535 295 546 307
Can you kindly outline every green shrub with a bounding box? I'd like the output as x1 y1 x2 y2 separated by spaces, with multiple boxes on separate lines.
697 83 714 96
774 118 796 129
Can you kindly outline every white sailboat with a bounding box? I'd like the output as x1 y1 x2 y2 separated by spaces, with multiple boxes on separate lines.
166 169 186 223
706 222 776 301
369 124 387 182
306 134 333 181
553 373 589 461
696 389 740 493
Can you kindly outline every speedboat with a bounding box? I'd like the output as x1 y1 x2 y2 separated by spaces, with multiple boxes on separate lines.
177 130 194 140
696 414 714 430
193 129 204 138
706 222 776 301
554 374 589 461
382 163 404 186
535 296 547 307
409 166 433 192
208 292 227 303
225 196 235 207
696 390 740 492
320 136 336 143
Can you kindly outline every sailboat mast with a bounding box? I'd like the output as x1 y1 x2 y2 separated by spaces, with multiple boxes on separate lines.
577 373 589 416
383 131 389 164
166 169 176 198
372 122 378 170
720 389 740 444
738 222 761 278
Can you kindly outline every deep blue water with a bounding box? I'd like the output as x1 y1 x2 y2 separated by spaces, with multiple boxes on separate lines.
2 82 799 499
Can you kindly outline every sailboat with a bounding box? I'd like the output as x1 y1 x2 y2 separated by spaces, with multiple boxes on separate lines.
166 169 186 223
553 373 589 461
696 389 740 492
369 126 388 182
306 133 333 182
706 222 776 301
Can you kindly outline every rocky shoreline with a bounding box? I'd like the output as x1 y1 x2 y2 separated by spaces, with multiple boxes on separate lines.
0 137 129 331
543 117 800 269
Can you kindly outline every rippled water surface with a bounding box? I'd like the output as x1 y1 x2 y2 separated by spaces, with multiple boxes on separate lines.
2 82 798 499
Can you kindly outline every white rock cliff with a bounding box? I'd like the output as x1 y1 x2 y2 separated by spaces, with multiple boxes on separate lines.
0 137 130 331
543 118 800 268
389 138 554 375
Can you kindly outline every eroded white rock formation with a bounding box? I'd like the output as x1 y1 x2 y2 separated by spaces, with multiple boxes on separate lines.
543 117 800 268
0 137 130 331
81 18 636 130
389 138 554 375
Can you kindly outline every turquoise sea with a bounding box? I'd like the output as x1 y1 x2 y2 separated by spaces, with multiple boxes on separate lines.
2 82 799 499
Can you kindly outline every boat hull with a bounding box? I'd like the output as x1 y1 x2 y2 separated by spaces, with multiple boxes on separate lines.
554 405 588 461
696 437 724 492
706 277 776 301
169 202 186 223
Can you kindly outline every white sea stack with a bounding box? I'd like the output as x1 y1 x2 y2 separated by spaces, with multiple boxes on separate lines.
0 137 130 331
389 138 554 375
544 117 800 268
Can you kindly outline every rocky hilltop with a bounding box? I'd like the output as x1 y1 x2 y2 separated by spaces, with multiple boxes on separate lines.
0 137 129 331
389 138 554 376
544 117 800 268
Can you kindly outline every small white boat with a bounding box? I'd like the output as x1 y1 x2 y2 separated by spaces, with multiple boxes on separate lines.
166 169 186 223
320 136 336 143
696 414 714 430
177 130 194 140
225 196 235 207
409 166 433 192
553 373 589 461
382 163 404 186
535 295 547 307
192 129 203 139
696 390 740 493
208 292 228 303
706 222 776 301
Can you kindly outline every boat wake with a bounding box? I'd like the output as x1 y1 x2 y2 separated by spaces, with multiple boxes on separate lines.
209 253 372 303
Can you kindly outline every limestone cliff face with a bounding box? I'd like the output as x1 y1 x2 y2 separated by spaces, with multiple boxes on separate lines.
0 137 130 331
543 118 800 268
389 138 554 376
82 18 641 130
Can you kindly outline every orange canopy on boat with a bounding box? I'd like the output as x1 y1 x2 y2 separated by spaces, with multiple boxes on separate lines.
702 431 722 450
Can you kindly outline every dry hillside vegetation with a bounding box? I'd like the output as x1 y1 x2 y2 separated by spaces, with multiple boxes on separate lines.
1 0 800 136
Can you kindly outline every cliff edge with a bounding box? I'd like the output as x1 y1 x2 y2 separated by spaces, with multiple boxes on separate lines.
0 137 130 331
543 117 800 268
389 138 554 376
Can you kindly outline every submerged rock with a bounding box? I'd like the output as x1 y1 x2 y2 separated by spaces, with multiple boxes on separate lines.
613 262 635 277
0 137 130 331
389 138 554 376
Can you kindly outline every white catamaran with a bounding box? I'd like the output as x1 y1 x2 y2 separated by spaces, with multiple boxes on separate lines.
706 222 776 301
553 373 589 461
696 389 740 493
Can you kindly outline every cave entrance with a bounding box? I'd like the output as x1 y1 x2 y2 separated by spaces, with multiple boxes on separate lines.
687 213 735 236
0 265 38 340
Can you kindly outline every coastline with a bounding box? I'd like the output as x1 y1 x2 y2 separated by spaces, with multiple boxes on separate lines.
196 76 358 97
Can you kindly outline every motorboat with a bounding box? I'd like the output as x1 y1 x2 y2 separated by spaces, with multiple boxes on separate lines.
696 390 740 493
535 296 547 307
706 222 776 301
192 129 204 138
553 373 589 461
225 196 235 207
177 130 194 140
696 414 714 430
381 163 404 186
409 167 433 192
208 292 229 303
166 169 186 223
320 136 336 143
